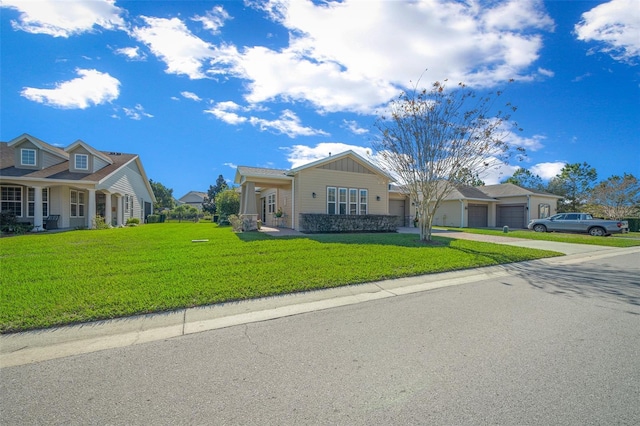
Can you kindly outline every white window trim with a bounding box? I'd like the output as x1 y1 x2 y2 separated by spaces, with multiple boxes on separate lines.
27 188 49 218
1 186 23 217
327 187 336 215
359 189 368 215
75 154 89 170
327 187 368 215
267 193 276 214
70 189 85 218
21 149 36 166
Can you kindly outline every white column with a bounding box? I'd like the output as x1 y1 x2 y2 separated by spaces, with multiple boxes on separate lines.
33 186 43 231
105 193 112 226
242 182 257 214
87 189 96 229
116 195 123 227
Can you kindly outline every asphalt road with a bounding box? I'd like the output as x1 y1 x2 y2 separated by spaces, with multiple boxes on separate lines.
2 251 639 425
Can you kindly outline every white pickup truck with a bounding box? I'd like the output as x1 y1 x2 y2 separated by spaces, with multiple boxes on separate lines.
528 213 629 236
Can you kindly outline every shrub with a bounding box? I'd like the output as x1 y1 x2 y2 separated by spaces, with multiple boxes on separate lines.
126 217 140 226
0 211 18 234
228 214 243 232
147 214 161 223
93 215 111 230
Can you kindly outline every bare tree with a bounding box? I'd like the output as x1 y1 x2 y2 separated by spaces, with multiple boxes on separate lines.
587 173 639 219
373 79 523 241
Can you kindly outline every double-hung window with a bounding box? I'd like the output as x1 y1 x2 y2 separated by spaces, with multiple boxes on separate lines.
327 187 368 215
327 187 336 214
75 154 89 170
349 189 358 215
267 194 276 214
21 149 36 166
338 188 347 215
1 186 22 216
359 189 368 215
70 190 85 217
27 188 49 217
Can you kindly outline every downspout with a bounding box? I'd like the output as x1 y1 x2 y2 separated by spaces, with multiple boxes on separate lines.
291 177 295 230
460 199 464 228
527 195 531 224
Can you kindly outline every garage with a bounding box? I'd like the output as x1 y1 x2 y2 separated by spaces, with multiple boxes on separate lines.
389 199 407 226
468 204 488 228
497 204 526 229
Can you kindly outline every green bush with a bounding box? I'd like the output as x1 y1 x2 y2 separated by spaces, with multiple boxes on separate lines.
126 217 140 226
147 214 161 223
93 215 111 230
625 218 640 232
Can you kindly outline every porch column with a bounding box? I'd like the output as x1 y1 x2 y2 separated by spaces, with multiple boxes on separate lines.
116 195 123 227
104 192 113 226
87 188 96 229
241 182 257 215
32 186 44 231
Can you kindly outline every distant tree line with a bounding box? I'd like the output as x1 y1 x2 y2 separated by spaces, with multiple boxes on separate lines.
502 163 639 219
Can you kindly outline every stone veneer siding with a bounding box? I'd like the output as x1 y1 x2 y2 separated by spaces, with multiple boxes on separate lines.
299 213 399 233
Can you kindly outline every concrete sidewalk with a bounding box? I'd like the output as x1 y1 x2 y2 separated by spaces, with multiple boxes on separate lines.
2 231 637 368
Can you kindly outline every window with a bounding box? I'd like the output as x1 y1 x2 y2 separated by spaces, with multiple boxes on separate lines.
75 154 88 170
349 189 358 215
538 204 550 219
70 190 85 217
267 193 276 214
27 188 49 217
1 186 22 216
21 149 36 166
338 188 347 215
327 187 368 215
359 189 368 215
327 187 336 214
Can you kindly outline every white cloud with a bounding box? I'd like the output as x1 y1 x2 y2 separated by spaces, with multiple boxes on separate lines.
122 104 153 120
503 131 546 152
284 142 372 168
204 101 248 125
21 68 120 109
530 161 565 180
181 91 202 101
192 5 231 34
224 162 237 169
575 0 640 63
342 119 369 135
114 46 146 61
131 16 234 79
1 0 125 37
234 0 554 113
249 110 329 138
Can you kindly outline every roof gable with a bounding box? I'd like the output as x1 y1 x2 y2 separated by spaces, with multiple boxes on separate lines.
65 139 113 165
288 150 394 181
7 133 68 160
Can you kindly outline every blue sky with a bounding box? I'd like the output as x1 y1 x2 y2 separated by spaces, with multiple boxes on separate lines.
1 0 638 198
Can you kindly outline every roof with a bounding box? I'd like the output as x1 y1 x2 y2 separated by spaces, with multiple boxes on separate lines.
448 185 496 201
234 166 291 184
288 150 395 181
480 183 562 198
1 142 137 183
179 191 207 202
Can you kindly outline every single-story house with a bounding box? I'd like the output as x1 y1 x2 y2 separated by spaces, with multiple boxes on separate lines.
235 150 562 232
178 191 207 210
0 133 156 230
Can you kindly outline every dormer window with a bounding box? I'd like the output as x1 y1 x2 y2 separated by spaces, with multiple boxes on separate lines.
75 154 89 170
21 149 36 166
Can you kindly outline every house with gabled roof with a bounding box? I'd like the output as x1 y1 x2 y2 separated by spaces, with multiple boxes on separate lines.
0 133 156 230
235 150 395 231
235 150 562 232
178 191 208 210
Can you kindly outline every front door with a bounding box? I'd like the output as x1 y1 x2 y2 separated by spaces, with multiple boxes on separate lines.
261 197 266 222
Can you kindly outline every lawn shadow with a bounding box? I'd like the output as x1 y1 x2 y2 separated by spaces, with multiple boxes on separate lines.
503 261 640 308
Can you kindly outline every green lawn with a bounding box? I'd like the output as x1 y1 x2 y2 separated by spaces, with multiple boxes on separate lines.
441 227 640 247
1 223 562 333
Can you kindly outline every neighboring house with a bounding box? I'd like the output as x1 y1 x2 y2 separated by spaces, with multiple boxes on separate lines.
235 150 562 232
0 133 156 230
235 150 394 231
178 191 207 210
